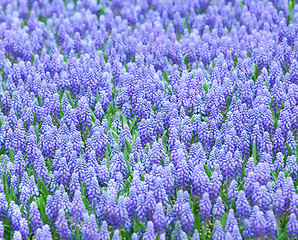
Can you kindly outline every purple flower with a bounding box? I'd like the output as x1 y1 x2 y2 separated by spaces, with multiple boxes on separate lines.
143 221 155 240
35 224 52 240
265 210 277 239
199 193 212 222
290 193 298 216
212 220 225 240
13 231 22 240
56 209 71 240
82 214 100 240
153 202 165 234
181 202 194 233
111 229 120 240
71 190 87 226
212 196 225 219
99 221 110 240
287 213 298 239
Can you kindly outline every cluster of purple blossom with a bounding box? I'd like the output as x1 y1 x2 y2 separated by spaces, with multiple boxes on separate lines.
0 0 297 239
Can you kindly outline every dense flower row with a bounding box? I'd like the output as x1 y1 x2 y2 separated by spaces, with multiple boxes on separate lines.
0 0 297 239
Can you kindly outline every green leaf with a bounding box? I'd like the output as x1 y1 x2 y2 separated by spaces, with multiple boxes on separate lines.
37 196 47 223
90 110 96 122
285 168 289 178
253 140 257 165
37 95 43 107
171 232 177 240
164 70 169 84
270 97 273 109
33 112 36 126
277 232 287 240
81 182 86 196
183 54 188 67
125 137 133 153
295 144 298 165
232 83 236 95
286 142 293 155
66 91 75 108
103 53 108 63
129 116 137 132
58 88 63 101
99 6 105 15
220 212 229 229
204 78 210 94
132 53 135 62
82 196 90 210
133 217 139 233
152 104 156 112
38 177 49 196
167 86 172 95
9 148 14 163
190 115 195 124
35 121 42 143
203 164 212 179
140 223 146 231
119 112 128 126
270 169 277 181
20 202 25 215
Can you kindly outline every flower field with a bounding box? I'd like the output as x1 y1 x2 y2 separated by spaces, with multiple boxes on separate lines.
0 0 298 239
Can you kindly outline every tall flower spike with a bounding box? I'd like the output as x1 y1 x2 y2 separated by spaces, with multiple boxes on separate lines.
99 221 110 240
19 218 29 240
112 229 120 240
212 196 225 219
231 225 242 240
143 221 155 240
70 190 87 227
0 221 3 239
117 196 130 230
265 210 277 239
250 209 267 238
208 170 221 203
225 209 237 233
227 179 238 205
57 157 70 188
0 193 8 218
272 189 285 218
82 213 100 240
236 190 251 221
290 193 298 216
175 150 190 189
287 213 298 239
132 233 138 240
56 209 71 240
13 231 22 240
285 155 298 181
199 193 212 222
145 191 157 221
69 172 81 200
38 224 53 240
153 177 168 205
254 185 271 212
192 229 200 240
14 151 25 179
212 220 225 240
153 202 165 234
181 202 194 234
